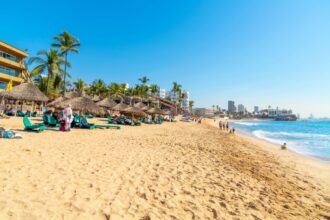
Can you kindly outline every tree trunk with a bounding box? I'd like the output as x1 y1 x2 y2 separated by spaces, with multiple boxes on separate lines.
63 52 68 95
46 72 50 97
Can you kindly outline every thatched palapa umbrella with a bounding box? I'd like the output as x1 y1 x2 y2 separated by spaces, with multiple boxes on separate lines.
134 102 147 109
147 107 163 115
96 97 117 109
0 82 48 112
123 106 146 125
92 95 101 102
141 105 150 111
0 83 48 102
111 103 129 112
55 97 104 114
48 96 69 107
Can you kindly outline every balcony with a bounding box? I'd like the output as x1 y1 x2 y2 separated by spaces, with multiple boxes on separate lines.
0 56 25 70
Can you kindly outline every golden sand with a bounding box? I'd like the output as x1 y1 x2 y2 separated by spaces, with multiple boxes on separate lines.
0 117 329 219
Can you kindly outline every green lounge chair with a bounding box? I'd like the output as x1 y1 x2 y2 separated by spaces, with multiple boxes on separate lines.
47 116 60 127
23 116 46 132
87 113 94 119
80 116 120 129
31 112 37 117
16 110 25 117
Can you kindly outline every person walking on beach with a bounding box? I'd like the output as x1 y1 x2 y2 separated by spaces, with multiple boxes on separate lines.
226 122 229 131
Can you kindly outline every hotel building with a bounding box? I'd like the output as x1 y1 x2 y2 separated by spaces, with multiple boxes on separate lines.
0 40 28 90
228 100 236 112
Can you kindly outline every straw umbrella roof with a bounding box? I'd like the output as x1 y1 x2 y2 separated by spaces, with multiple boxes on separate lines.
134 102 147 109
48 96 69 107
147 107 163 115
96 97 117 108
0 83 48 102
123 106 146 117
92 95 101 102
111 103 129 111
141 105 151 111
55 97 104 114
163 109 173 115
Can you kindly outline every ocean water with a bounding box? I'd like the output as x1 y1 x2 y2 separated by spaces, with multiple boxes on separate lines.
232 120 330 160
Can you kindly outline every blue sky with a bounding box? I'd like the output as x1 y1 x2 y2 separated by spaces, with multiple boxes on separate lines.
2 0 330 117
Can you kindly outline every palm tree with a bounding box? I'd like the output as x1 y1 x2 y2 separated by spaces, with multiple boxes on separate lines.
138 76 149 85
108 82 126 99
29 49 68 96
52 32 80 94
73 79 86 96
189 100 194 112
149 84 159 96
89 79 108 97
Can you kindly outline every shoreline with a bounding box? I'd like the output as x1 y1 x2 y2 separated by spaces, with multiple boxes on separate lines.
204 118 330 190
234 126 330 163
213 118 330 163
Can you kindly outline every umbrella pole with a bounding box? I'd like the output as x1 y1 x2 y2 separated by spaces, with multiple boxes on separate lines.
132 114 134 126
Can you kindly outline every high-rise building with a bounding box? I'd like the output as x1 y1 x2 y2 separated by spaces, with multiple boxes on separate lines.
237 104 245 113
0 41 28 90
159 88 166 99
254 106 259 113
228 100 236 112
181 91 190 111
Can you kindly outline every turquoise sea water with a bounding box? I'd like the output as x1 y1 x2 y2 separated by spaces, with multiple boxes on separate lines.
232 120 330 160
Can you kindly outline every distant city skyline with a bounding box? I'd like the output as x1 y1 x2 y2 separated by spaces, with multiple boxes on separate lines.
2 0 330 117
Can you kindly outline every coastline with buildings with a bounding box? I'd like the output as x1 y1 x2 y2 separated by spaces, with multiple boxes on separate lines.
192 99 298 121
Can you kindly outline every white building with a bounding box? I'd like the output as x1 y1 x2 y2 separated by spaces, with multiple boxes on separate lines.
228 100 236 112
166 90 190 112
181 91 190 111
254 106 259 113
237 104 245 113
159 88 166 99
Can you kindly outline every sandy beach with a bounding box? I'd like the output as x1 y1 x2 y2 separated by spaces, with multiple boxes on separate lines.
0 117 329 219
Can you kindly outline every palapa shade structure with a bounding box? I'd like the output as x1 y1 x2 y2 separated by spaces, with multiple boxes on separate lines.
141 105 151 111
163 109 173 115
123 106 146 125
134 102 147 109
55 97 104 114
147 107 163 115
123 106 146 117
48 96 69 107
111 103 129 112
0 83 48 102
96 97 117 108
92 95 101 102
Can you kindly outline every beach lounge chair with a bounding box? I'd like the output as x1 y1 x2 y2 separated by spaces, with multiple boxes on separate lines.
23 116 46 132
47 116 60 127
81 116 120 129
87 113 94 119
31 112 37 117
16 110 25 117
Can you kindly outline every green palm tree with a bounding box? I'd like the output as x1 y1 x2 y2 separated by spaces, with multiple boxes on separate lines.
89 79 108 96
138 76 149 85
29 49 68 96
52 32 80 94
189 100 194 111
73 79 86 96
108 83 126 98
149 84 159 95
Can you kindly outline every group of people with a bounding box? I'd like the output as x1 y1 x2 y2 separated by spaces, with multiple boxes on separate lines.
219 121 235 134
